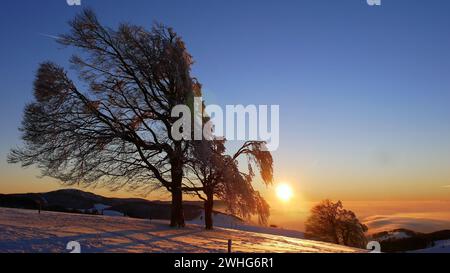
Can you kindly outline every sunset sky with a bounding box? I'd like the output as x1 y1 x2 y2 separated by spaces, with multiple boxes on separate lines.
1 1 450 230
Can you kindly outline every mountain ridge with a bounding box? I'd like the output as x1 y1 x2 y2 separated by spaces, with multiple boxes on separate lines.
0 189 218 221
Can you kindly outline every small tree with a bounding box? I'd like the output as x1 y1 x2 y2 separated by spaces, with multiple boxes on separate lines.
305 200 368 248
185 140 273 229
219 158 271 227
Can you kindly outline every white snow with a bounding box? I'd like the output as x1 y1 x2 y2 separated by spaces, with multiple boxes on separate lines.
91 204 124 216
0 207 363 253
376 231 411 241
409 240 450 253
102 210 124 217
188 210 305 240
93 203 110 212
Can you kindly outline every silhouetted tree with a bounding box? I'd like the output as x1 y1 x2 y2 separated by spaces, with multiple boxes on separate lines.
305 200 368 248
8 9 198 227
185 140 273 229
338 209 368 247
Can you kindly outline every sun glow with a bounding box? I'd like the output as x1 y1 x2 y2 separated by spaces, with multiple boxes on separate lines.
276 184 293 202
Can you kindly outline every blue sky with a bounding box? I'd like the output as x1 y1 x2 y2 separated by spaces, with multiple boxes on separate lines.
1 0 450 201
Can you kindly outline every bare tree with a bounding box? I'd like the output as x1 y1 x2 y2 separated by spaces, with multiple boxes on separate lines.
305 200 368 248
8 9 198 227
185 140 273 229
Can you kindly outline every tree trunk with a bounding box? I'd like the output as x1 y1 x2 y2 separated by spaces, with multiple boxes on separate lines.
170 186 185 227
204 192 214 230
333 228 340 245
170 151 185 227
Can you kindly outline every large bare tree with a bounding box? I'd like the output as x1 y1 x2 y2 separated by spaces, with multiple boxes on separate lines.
8 9 197 227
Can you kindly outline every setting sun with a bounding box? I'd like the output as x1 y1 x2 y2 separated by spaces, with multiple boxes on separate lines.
276 184 293 202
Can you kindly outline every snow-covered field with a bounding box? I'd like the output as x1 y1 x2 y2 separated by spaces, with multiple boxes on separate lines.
188 211 306 239
0 207 363 253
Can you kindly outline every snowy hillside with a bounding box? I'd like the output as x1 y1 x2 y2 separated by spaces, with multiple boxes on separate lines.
0 207 363 253
188 210 306 239
370 228 450 253
371 229 415 242
409 240 450 253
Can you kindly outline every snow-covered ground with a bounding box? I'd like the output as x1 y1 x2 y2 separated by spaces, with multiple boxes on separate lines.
409 240 450 253
0 207 363 253
187 211 306 239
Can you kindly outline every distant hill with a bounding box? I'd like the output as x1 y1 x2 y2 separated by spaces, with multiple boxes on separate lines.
371 228 450 252
0 189 205 221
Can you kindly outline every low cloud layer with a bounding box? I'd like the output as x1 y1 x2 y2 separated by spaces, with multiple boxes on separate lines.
364 212 450 234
